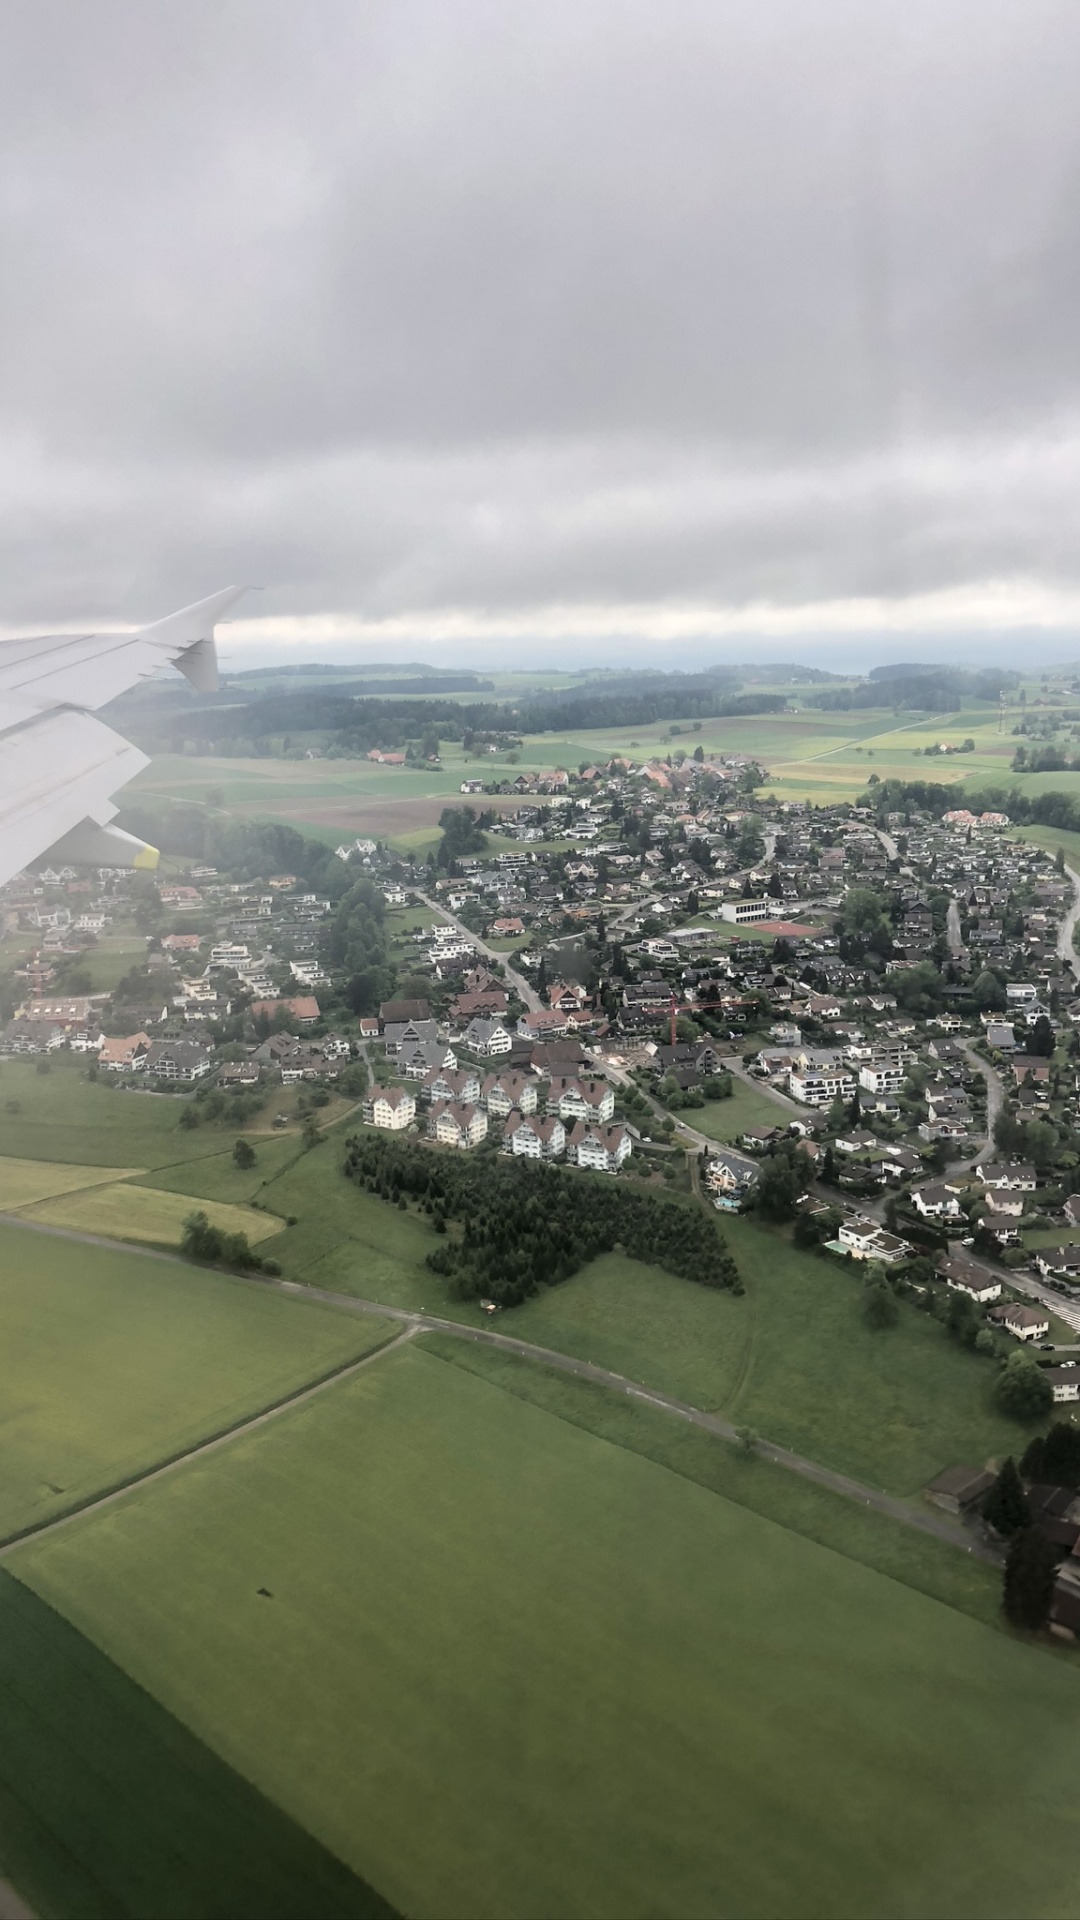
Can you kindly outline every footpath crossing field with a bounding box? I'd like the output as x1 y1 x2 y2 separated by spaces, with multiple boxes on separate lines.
0 1222 393 1539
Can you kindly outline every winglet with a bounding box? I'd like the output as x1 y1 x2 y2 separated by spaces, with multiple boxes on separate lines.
139 585 249 695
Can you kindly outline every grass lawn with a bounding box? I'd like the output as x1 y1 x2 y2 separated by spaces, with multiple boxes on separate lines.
0 1156 143 1208
678 1077 792 1142
0 1221 393 1539
14 1342 1080 1920
0 1571 392 1920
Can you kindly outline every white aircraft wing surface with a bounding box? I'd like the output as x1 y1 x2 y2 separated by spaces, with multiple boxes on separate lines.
0 586 245 886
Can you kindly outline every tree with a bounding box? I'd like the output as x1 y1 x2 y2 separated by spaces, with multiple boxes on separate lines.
1003 1527 1059 1631
996 1350 1054 1420
1021 1422 1080 1485
972 969 1007 1013
983 1457 1030 1536
1029 1014 1056 1058
232 1138 256 1169
864 1284 899 1330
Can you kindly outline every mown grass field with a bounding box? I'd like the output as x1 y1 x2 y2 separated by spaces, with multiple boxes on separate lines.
677 1077 791 1142
12 1178 283 1248
14 1341 1080 1920
0 1221 392 1538
0 1570 393 1920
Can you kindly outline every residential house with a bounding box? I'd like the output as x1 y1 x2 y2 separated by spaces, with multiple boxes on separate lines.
517 1009 570 1041
362 1085 416 1130
98 1033 151 1072
547 1076 615 1123
1032 1245 1080 1283
703 1150 759 1212
463 1017 514 1057
249 995 320 1028
144 1040 213 1082
837 1220 911 1263
564 1121 632 1172
503 1112 566 1159
481 1071 537 1116
987 1303 1050 1341
974 1162 1037 1192
430 1101 488 1149
1044 1366 1080 1404
911 1180 966 1221
422 1065 482 1106
940 1256 1001 1304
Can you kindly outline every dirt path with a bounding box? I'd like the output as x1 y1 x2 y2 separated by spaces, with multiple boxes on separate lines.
0 1328 414 1559
0 1213 994 1565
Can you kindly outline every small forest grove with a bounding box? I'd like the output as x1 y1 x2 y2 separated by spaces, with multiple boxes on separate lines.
343 1135 743 1307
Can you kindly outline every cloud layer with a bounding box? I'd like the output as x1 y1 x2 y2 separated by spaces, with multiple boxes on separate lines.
3 0 1080 659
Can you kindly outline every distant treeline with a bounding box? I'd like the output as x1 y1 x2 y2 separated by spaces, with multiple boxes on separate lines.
344 1134 742 1307
809 667 1019 711
116 683 789 756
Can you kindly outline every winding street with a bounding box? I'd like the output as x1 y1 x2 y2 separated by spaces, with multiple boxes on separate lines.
1056 861 1080 987
0 1212 993 1562
414 890 543 1011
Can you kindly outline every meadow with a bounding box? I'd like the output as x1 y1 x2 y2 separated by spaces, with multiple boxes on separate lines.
0 1570 392 1920
679 1077 791 1141
13 1341 1080 1920
0 1058 1046 1493
0 1221 392 1538
127 699 1031 844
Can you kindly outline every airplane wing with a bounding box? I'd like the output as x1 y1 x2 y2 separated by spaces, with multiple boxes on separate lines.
0 586 246 887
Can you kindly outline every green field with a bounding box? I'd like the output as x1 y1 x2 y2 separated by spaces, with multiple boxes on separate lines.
0 1570 392 1920
0 1056 356 1171
13 1342 1080 1920
678 1077 791 1142
507 1223 1038 1495
13 1178 283 1248
0 1221 392 1538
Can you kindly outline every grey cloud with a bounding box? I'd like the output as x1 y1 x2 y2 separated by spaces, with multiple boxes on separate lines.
1 0 1080 646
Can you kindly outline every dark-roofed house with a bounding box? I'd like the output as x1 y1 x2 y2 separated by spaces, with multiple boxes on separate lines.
380 998 431 1025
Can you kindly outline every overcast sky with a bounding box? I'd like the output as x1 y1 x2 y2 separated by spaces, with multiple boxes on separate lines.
4 0 1080 668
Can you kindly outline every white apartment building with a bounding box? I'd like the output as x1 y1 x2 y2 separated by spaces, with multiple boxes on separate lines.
362 1085 416 1130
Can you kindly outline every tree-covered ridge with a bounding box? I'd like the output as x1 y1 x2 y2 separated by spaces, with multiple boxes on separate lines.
343 1135 743 1308
111 683 789 757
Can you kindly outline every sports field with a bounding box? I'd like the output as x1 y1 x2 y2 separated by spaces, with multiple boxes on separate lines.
12 1341 1080 1920
0 1221 392 1538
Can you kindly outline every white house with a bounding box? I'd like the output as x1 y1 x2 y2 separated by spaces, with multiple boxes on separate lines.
431 1101 489 1149
362 1085 416 1130
838 1220 911 1263
463 1018 513 1057
564 1121 632 1172
503 1112 566 1159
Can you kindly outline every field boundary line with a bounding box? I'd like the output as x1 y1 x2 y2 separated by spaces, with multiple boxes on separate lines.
0 1328 412 1559
0 1214 998 1565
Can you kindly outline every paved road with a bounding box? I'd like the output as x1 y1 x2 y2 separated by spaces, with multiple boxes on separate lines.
0 1212 993 1563
946 896 965 957
414 891 542 1010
